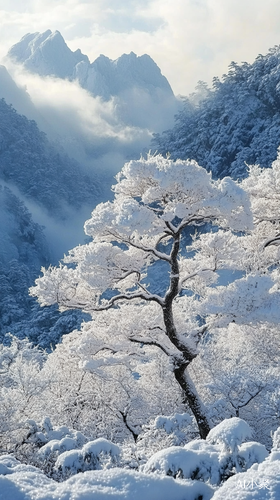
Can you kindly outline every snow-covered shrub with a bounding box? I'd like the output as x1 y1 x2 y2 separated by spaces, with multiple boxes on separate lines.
143 418 268 485
22 417 90 477
0 453 215 500
0 337 48 457
120 412 198 469
211 430 280 500
206 417 252 452
154 413 194 444
55 438 121 479
143 441 221 483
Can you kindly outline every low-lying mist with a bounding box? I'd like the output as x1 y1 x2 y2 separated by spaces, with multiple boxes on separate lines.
0 62 179 261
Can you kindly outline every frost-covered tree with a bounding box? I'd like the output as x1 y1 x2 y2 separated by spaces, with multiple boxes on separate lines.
0 337 48 454
31 154 252 439
189 321 280 447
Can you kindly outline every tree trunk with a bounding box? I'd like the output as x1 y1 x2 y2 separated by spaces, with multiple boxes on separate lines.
174 363 211 439
161 230 211 438
162 304 211 438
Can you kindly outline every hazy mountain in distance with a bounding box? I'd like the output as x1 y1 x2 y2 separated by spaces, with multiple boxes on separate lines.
7 30 179 130
7 30 172 98
73 51 173 100
7 30 89 80
0 64 57 138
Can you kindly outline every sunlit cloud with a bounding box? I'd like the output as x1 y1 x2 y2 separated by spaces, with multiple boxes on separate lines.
1 1 280 94
0 61 159 258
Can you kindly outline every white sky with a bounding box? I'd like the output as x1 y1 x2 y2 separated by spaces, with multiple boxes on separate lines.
1 0 280 95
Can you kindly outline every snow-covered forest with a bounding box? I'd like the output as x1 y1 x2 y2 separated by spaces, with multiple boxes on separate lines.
1 32 280 499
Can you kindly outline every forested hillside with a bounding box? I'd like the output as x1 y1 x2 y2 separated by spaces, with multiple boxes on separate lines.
154 45 280 179
0 99 102 346
0 99 101 217
0 183 87 346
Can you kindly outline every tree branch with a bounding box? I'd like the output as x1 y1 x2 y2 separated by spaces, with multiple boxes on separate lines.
129 336 175 358
62 290 164 312
124 237 171 262
263 233 280 248
180 265 217 287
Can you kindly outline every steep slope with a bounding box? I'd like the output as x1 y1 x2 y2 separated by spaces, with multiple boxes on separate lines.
153 46 280 179
0 98 101 217
0 184 48 270
0 64 57 136
0 65 38 120
0 183 47 338
0 183 89 348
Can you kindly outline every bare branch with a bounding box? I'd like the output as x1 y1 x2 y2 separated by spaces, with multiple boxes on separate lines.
129 336 175 358
263 233 280 249
61 290 164 312
238 386 264 409
93 347 118 356
155 233 173 248
180 265 217 287
119 410 140 443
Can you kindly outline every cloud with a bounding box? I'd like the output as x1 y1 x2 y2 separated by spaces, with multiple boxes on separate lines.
0 177 93 263
1 62 164 258
77 0 280 95
5 62 154 163
2 0 280 95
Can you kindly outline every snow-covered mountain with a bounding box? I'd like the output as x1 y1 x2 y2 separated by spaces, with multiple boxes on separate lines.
7 30 174 101
74 51 173 101
0 65 39 121
7 30 179 131
7 30 89 80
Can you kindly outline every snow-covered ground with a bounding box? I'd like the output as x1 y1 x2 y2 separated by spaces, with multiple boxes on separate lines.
0 456 214 500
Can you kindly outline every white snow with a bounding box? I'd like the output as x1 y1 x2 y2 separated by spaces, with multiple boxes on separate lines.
55 438 121 477
0 457 214 500
206 417 252 452
238 442 269 468
212 458 280 499
143 443 221 484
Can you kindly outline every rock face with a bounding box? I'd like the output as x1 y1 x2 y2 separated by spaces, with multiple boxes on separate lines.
74 52 173 100
7 30 174 99
8 30 89 79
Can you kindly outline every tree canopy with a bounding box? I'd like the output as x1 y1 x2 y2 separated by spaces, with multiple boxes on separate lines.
31 154 254 438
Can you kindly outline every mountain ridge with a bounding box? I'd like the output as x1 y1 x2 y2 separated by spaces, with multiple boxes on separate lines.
7 30 174 100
